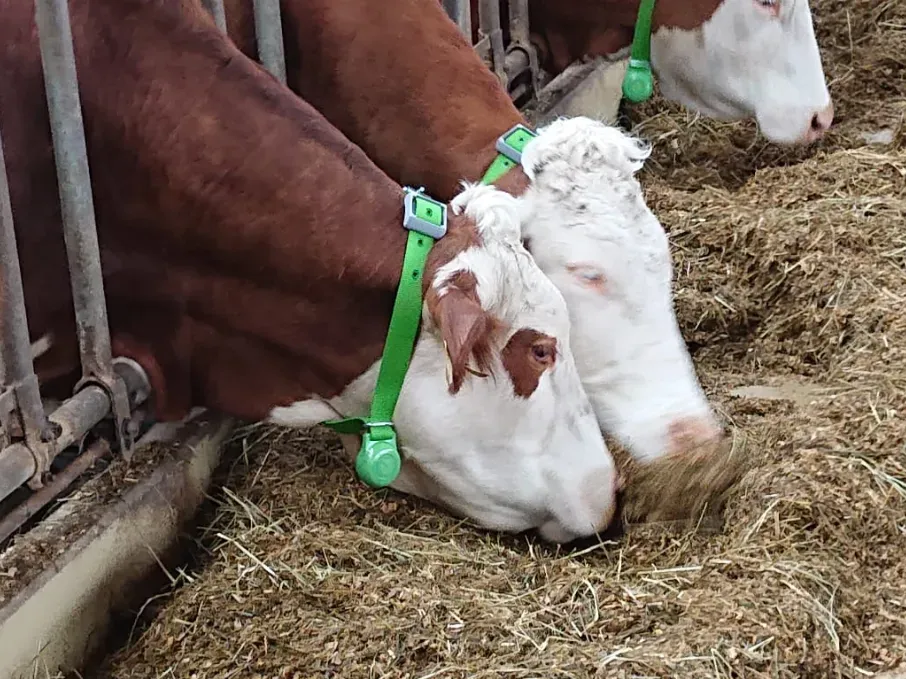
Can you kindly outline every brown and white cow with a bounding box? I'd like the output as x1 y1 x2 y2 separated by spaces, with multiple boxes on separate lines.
222 0 724 466
526 0 834 144
3 0 617 542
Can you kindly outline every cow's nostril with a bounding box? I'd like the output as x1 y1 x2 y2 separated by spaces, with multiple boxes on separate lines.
809 102 834 136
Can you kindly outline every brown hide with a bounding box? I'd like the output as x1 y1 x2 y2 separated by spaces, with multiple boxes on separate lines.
525 0 723 74
223 0 530 202
1 0 474 422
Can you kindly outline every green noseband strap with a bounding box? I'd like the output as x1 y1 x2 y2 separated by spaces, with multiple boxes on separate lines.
321 187 447 488
622 0 657 104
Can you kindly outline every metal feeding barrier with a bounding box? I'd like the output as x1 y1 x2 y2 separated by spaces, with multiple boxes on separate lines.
442 0 542 104
0 0 287 544
0 0 534 543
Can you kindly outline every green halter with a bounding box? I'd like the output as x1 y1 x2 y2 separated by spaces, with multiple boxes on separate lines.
321 187 447 488
621 0 657 104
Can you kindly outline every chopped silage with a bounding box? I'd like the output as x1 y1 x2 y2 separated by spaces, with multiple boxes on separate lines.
100 0 906 676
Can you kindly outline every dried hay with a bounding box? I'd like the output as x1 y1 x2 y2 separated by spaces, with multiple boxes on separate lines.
100 0 905 676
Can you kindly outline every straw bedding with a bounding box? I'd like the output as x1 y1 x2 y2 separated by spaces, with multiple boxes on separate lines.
100 0 905 676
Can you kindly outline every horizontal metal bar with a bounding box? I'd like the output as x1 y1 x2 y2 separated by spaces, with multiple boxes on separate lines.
0 130 51 449
35 0 115 382
202 0 227 33
0 439 111 546
0 360 149 505
252 0 287 85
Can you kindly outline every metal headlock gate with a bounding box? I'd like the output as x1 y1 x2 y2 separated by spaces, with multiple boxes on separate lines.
0 0 539 545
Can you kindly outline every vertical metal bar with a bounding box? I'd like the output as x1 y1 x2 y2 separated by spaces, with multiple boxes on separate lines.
508 0 530 46
34 0 113 381
479 0 506 85
0 132 51 449
252 0 287 85
504 0 540 97
443 0 472 40
202 0 228 33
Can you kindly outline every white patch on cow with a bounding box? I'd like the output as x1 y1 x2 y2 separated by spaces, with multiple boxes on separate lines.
270 397 342 427
268 183 617 543
518 116 721 463
650 0 833 145
30 333 53 360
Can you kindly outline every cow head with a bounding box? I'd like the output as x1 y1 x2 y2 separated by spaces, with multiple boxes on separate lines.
517 116 723 463
650 0 833 144
271 184 617 544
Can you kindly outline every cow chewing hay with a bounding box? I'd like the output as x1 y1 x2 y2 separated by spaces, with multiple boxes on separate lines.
94 0 906 675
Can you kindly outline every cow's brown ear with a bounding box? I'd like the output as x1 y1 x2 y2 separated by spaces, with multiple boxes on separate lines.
427 271 497 394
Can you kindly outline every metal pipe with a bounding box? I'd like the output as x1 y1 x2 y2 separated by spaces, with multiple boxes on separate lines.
0 360 148 505
442 0 472 40
478 0 506 85
0 132 52 448
505 48 529 83
34 0 115 382
252 0 287 85
508 0 530 46
0 439 111 546
202 0 228 33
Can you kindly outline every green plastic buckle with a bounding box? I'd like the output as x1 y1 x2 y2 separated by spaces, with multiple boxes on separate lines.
481 123 538 185
622 58 654 103
403 186 447 239
495 123 537 165
356 421 402 489
621 0 657 104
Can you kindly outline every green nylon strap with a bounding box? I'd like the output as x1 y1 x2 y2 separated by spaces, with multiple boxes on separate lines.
629 0 655 63
480 153 518 184
321 204 438 488
356 227 433 424
622 0 657 103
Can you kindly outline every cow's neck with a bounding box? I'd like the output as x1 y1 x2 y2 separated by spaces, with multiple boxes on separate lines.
228 0 533 202
529 0 722 72
56 0 469 422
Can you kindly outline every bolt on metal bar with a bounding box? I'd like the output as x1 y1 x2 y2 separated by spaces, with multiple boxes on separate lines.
0 132 52 451
442 0 472 40
202 0 228 33
478 0 506 85
34 0 114 381
252 0 287 84
0 359 149 506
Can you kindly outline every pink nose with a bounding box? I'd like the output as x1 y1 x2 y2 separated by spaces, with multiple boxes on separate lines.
667 416 723 455
801 102 834 143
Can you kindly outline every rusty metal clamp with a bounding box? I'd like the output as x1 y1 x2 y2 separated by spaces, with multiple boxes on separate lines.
73 364 134 461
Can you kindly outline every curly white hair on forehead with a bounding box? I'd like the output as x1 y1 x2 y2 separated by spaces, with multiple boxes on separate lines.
520 116 651 190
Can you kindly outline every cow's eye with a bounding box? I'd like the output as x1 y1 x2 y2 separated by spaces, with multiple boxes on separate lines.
754 0 780 15
531 342 555 364
566 263 607 292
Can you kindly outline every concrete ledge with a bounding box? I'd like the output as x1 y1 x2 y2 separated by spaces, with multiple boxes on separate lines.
0 412 234 679
524 57 627 127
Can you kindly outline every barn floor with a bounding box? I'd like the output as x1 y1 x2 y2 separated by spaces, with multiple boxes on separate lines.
98 0 905 677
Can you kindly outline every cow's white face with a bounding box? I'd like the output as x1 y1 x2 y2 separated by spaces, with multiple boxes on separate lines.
270 184 617 544
518 116 722 463
650 0 833 145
